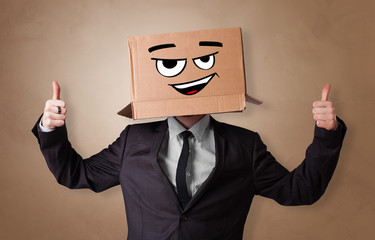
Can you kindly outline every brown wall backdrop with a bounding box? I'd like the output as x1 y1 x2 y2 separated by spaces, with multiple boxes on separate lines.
1 0 374 239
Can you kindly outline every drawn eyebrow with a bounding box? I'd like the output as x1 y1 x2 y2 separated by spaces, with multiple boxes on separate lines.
148 43 176 53
199 41 223 47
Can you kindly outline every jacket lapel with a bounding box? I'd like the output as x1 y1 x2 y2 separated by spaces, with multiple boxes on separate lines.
148 119 182 209
185 117 226 211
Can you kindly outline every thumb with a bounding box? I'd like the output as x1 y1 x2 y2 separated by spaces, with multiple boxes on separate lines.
52 81 60 100
321 83 331 101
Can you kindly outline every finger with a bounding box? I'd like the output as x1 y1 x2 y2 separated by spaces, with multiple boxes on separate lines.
56 106 67 115
45 105 67 115
52 81 60 100
321 83 331 101
313 113 336 121
46 99 66 108
312 107 335 114
51 120 65 127
43 118 65 129
313 100 333 108
43 111 66 121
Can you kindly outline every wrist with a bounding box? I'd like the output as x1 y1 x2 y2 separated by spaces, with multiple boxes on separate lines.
39 117 55 132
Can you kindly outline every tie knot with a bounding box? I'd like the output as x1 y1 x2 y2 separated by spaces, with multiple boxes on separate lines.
181 131 192 141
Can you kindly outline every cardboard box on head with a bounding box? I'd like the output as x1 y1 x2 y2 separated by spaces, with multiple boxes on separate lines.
118 27 262 119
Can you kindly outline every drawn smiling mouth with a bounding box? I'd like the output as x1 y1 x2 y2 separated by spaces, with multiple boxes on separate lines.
168 73 218 95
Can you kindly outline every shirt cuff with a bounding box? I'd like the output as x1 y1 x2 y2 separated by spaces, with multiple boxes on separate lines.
39 119 55 133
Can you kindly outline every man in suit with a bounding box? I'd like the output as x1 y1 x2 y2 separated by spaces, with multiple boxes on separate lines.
33 81 346 239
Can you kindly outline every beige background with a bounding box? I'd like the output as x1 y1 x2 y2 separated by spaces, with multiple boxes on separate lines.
0 0 374 239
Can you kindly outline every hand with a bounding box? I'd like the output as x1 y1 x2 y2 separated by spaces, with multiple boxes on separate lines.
312 84 338 131
42 81 67 129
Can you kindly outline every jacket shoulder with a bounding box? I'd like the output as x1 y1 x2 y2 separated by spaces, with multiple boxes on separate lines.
212 118 258 138
125 119 167 141
129 119 166 131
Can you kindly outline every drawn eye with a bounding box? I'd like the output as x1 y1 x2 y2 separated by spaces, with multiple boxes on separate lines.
154 59 187 77
193 52 217 70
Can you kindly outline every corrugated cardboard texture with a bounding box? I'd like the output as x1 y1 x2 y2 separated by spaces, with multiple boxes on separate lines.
127 28 246 119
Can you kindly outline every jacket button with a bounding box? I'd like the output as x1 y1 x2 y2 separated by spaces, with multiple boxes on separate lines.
181 215 188 221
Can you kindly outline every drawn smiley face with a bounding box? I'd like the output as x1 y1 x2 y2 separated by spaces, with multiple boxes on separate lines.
148 41 223 95
119 28 248 119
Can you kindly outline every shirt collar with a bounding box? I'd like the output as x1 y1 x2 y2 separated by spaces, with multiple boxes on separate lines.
167 115 211 142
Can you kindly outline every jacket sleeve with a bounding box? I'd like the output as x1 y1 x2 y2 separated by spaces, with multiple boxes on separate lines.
253 117 347 205
32 116 129 192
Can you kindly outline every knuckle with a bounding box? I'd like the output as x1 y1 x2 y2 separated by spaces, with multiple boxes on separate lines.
46 99 55 107
57 120 65 127
57 100 66 107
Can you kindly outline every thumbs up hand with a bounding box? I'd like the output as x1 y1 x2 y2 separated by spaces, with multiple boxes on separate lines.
42 81 67 129
312 84 338 131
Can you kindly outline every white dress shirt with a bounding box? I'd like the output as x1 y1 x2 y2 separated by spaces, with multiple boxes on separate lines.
157 115 216 197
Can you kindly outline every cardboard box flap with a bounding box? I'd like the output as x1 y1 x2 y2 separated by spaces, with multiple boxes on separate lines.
245 94 263 105
117 93 262 118
117 103 133 118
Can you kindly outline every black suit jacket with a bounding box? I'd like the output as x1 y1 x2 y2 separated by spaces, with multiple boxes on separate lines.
32 116 346 240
